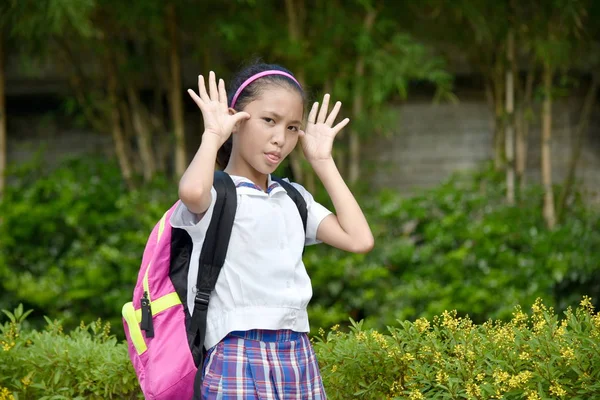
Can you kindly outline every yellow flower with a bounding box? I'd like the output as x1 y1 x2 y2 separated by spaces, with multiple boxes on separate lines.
331 364 338 373
580 296 595 313
20 373 33 387
389 380 404 396
414 318 430 333
356 331 367 342
0 387 15 400
560 346 575 362
1 341 13 352
454 344 465 358
436 370 448 384
550 382 567 397
508 371 533 389
512 306 529 327
519 351 530 361
409 389 424 400
371 331 388 348
466 382 481 397
533 319 546 333
402 353 415 362
525 390 541 400
441 310 460 331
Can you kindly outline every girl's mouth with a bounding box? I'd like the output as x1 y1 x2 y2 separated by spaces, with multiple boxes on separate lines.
265 153 281 164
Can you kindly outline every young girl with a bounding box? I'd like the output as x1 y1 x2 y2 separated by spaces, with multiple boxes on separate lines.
173 62 374 399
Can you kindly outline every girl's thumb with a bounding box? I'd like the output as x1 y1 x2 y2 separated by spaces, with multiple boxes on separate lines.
234 112 251 123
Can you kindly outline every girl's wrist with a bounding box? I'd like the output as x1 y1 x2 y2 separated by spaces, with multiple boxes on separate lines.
309 157 336 174
200 132 225 152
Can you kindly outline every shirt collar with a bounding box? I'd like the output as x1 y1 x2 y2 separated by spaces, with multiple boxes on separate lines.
230 175 285 197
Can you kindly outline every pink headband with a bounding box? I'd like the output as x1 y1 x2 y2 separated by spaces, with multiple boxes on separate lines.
230 70 302 109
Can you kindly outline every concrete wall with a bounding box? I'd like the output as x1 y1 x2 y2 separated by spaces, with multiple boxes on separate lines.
364 98 600 200
6 93 600 201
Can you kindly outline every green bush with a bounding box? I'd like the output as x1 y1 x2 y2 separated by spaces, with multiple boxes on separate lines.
313 297 600 399
2 156 599 339
0 305 141 400
0 156 175 332
305 166 600 332
2 299 599 399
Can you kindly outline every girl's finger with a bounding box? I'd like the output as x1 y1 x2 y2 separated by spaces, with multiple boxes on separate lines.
232 111 251 124
198 75 210 102
317 94 330 123
188 89 205 110
307 102 319 124
209 71 219 101
218 79 228 105
325 101 342 126
331 118 350 136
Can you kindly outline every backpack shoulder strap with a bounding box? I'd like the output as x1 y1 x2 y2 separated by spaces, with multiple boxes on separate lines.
272 176 308 234
188 171 237 398
196 171 237 288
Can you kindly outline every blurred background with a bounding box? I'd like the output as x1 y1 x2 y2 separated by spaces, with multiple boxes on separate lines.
0 0 599 337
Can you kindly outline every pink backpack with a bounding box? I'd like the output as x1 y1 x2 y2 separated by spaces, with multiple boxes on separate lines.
122 171 307 400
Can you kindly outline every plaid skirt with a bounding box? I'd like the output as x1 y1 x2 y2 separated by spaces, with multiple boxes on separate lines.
201 329 327 399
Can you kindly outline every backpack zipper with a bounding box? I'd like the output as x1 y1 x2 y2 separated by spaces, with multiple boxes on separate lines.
140 291 154 338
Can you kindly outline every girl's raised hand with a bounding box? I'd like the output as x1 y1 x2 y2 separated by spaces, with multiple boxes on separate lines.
187 71 250 147
300 94 350 163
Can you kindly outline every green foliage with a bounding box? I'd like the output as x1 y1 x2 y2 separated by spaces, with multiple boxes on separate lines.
314 297 600 399
2 299 600 399
0 305 141 400
0 156 176 332
305 165 600 333
2 156 599 342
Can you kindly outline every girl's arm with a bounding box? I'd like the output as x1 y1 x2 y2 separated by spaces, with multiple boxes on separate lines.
179 71 250 214
313 159 374 253
300 94 374 253
178 137 220 214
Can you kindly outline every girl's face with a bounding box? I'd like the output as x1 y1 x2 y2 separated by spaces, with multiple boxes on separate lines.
230 86 304 180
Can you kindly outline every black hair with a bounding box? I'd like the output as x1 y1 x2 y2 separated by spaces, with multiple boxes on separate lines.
216 62 306 169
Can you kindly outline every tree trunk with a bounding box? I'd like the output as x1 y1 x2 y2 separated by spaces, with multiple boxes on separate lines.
56 39 106 132
0 29 6 200
151 59 169 175
541 63 556 229
119 99 142 176
349 9 377 185
493 62 505 171
516 68 534 192
126 85 156 182
505 30 515 204
284 0 306 184
557 74 598 221
106 57 134 189
166 2 186 178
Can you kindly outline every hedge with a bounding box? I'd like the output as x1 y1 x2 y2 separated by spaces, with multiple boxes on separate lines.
1 298 599 399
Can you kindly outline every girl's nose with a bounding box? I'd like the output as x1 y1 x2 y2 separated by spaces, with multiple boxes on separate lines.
271 127 286 146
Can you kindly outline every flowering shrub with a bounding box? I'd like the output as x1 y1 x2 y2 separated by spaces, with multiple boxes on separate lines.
1 298 599 399
314 297 600 399
0 305 141 400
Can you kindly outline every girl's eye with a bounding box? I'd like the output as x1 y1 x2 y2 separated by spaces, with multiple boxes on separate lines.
288 126 299 132
263 117 275 124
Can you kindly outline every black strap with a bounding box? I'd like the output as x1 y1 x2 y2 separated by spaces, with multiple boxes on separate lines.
272 176 308 234
189 171 237 400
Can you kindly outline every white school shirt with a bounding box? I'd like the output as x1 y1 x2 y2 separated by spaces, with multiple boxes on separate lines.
170 174 332 350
